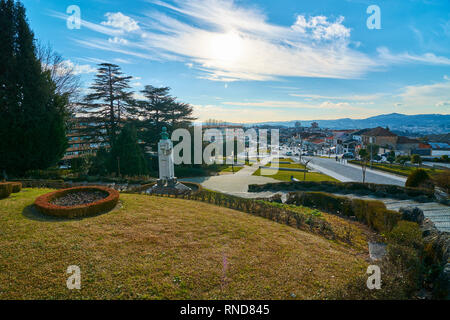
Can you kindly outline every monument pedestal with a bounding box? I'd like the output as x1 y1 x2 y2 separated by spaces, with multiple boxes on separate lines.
149 178 192 195
148 127 192 195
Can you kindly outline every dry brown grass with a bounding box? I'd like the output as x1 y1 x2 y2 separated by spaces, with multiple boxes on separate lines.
0 189 369 300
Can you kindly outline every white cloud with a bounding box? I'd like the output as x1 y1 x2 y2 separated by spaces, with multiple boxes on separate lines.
222 99 363 111
289 93 384 101
101 12 140 32
49 10 124 36
436 101 450 107
378 47 450 65
291 15 350 40
108 37 128 45
138 0 376 81
62 60 97 75
398 79 450 108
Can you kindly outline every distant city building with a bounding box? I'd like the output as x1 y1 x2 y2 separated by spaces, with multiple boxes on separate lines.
362 127 398 149
63 116 108 161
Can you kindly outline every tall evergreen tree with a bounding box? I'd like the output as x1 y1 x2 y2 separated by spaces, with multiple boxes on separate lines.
129 85 196 149
80 63 133 147
108 124 148 176
0 0 68 175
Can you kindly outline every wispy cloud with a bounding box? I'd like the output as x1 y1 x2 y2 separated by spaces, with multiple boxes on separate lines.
138 0 377 81
378 47 450 65
398 78 450 107
62 60 97 75
222 99 364 111
48 1 450 86
289 93 384 101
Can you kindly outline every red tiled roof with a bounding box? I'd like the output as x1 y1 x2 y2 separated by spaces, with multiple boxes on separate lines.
418 143 432 149
363 127 397 137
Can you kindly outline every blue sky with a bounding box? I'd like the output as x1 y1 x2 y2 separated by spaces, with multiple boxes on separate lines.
23 0 450 123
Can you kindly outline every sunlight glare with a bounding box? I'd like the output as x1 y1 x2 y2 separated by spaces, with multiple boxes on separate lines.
210 32 242 64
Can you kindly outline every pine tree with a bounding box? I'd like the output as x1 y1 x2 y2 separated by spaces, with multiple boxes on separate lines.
0 0 68 176
79 63 133 147
129 85 196 149
108 124 148 176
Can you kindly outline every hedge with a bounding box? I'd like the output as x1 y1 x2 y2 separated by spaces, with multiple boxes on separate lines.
0 183 13 199
10 182 22 193
248 180 436 202
286 191 401 233
34 186 119 218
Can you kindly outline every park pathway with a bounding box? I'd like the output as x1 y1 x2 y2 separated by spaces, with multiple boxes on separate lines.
182 156 279 198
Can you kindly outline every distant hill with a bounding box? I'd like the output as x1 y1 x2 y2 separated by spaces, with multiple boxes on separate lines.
250 113 450 135
424 133 450 144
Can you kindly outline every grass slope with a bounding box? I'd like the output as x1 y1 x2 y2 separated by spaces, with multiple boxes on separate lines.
0 189 367 300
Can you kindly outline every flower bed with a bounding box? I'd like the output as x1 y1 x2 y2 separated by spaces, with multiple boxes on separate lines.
34 186 119 218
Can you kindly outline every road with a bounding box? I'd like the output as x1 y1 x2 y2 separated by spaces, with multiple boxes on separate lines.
300 156 406 186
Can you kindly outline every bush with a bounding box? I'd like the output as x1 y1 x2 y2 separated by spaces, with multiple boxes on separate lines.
432 170 450 194
10 182 22 193
386 221 423 250
34 186 119 218
406 169 434 189
286 191 401 233
0 183 13 199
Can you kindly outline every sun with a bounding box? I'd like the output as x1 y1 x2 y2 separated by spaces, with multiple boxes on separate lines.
210 32 242 63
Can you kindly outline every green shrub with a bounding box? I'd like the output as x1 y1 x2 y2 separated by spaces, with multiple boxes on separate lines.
286 191 401 233
0 183 13 199
10 182 22 193
406 169 434 189
432 170 450 194
386 221 423 250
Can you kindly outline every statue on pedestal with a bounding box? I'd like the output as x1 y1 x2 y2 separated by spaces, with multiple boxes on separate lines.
158 127 176 187
149 127 192 195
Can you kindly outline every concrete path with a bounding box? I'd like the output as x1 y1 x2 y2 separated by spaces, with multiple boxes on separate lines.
182 156 279 198
300 156 406 186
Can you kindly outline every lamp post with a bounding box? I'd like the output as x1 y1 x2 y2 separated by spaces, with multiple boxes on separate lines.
369 137 374 169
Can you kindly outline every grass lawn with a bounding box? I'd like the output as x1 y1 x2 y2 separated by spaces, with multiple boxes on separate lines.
220 165 245 173
0 188 368 300
349 161 444 177
253 162 338 182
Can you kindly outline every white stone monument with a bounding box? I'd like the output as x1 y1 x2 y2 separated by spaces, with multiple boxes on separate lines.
151 127 191 194
158 127 175 185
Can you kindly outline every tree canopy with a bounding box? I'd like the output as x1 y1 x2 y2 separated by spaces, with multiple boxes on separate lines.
0 0 68 175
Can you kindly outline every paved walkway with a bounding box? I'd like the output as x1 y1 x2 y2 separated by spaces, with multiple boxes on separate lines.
182 156 279 198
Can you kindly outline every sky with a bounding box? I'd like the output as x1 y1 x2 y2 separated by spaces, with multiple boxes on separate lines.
23 0 450 123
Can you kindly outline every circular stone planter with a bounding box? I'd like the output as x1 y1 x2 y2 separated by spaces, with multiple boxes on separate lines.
34 186 119 218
